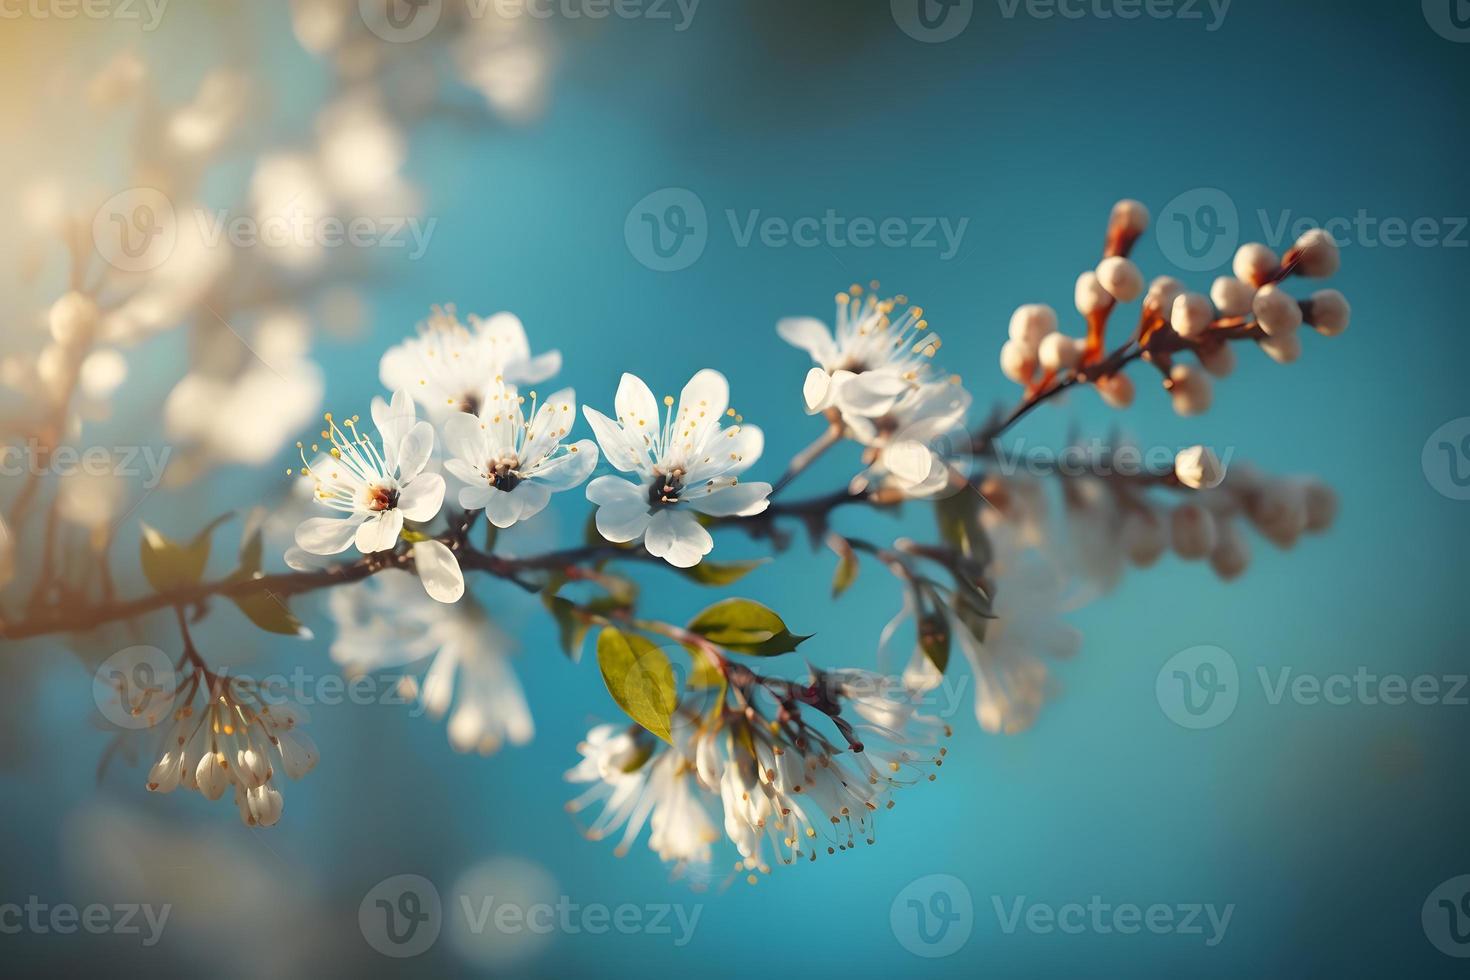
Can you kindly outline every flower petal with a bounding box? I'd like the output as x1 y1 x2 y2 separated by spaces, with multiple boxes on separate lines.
686 482 772 518
643 509 713 568
614 373 660 434
355 510 404 554
582 407 649 474
459 485 495 510
444 458 485 486
777 317 838 366
396 420 435 480
295 515 364 555
835 371 909 417
413 539 465 603
442 411 491 463
399 472 446 522
527 440 598 490
372 388 418 469
586 475 644 507
676 368 729 450
802 367 834 414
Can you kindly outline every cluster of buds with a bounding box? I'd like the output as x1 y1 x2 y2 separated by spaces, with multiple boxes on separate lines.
140 657 319 828
1000 201 1351 417
567 666 950 880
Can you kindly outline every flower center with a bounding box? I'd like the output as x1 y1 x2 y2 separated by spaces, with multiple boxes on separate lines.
458 393 482 416
365 484 400 512
489 455 521 492
649 468 685 507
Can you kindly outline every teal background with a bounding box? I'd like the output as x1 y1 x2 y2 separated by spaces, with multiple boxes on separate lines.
3 0 1470 976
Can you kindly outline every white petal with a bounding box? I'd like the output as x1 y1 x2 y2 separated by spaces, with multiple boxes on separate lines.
373 388 418 468
586 475 644 507
595 502 653 544
676 368 729 449
398 472 445 521
881 440 935 488
614 373 660 433
355 510 404 554
413 539 464 603
295 515 364 555
512 350 562 385
687 482 772 517
484 487 521 528
477 312 531 364
527 441 597 490
582 407 649 474
459 485 495 510
802 368 834 414
835 371 909 417
395 420 435 480
442 411 490 463
643 509 713 568
777 317 839 366
444 458 485 486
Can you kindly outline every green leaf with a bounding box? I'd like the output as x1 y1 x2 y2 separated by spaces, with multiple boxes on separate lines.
596 628 679 744
683 643 725 689
139 514 232 593
677 559 768 587
686 598 810 657
829 537 859 598
227 520 309 638
935 493 993 568
544 594 590 661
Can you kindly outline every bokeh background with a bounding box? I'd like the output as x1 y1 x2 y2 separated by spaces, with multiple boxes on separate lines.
3 0 1470 976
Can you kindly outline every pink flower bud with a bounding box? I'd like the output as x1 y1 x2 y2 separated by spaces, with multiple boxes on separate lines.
1233 242 1280 288
1075 271 1111 316
999 339 1037 385
1291 228 1341 278
1171 292 1214 339
1209 520 1250 581
1171 503 1218 560
1038 332 1082 372
1249 480 1308 548
1120 510 1167 567
1008 304 1058 351
1168 364 1213 416
1210 276 1255 318
1303 289 1350 337
1111 199 1151 238
1146 276 1185 317
1095 372 1135 409
1252 284 1303 337
49 291 99 348
1198 341 1237 378
1096 256 1144 303
1257 331 1302 364
1303 480 1338 532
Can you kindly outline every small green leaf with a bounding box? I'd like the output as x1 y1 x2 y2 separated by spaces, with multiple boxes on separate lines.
683 643 725 689
687 598 810 657
678 559 768 587
918 610 952 673
227 519 309 638
597 628 678 744
544 594 590 661
828 536 859 598
139 514 232 593
935 493 993 568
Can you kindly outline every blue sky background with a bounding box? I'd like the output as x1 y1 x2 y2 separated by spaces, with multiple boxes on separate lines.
4 0 1470 976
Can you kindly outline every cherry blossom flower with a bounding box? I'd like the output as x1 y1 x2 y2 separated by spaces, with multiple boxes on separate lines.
380 307 561 422
583 370 770 568
778 285 939 421
441 384 598 529
330 571 534 755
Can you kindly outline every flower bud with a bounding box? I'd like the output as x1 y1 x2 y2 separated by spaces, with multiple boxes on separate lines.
1210 276 1255 318
1096 256 1144 303
1291 228 1341 278
1075 271 1111 315
246 784 284 828
1038 332 1082 372
1119 510 1167 567
1110 199 1150 238
49 291 99 348
1249 480 1308 548
1171 503 1218 560
1303 288 1350 337
1252 284 1303 337
1257 331 1302 364
999 339 1037 385
1168 364 1213 416
1175 445 1226 489
195 751 229 801
1095 372 1135 409
1008 304 1058 351
1209 520 1250 581
1171 292 1214 339
1232 242 1279 288
1302 480 1338 532
1198 341 1237 378
1145 276 1185 318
